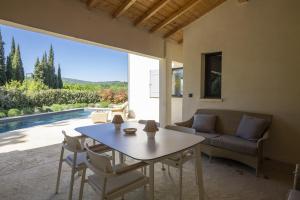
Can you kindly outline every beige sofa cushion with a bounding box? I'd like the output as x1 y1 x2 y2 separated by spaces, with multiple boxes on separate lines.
192 114 216 133
194 109 272 135
236 115 268 142
210 135 257 156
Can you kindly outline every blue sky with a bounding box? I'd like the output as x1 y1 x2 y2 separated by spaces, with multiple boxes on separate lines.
0 24 128 82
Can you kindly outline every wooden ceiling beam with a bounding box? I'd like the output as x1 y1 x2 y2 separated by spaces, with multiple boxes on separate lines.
134 0 170 26
113 0 137 18
150 0 201 33
164 0 226 38
86 0 99 9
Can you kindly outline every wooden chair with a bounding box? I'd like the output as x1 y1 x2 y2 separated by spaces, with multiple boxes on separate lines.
288 164 300 200
79 143 149 200
55 131 113 200
162 125 197 200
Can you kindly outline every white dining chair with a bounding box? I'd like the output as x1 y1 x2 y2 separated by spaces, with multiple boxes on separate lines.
162 125 197 200
55 130 113 200
79 143 149 200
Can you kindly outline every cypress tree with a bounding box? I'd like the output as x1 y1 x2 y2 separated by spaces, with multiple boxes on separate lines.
5 37 15 82
33 57 44 81
0 30 6 85
48 45 55 88
41 52 49 86
12 45 24 82
53 73 58 89
57 64 63 89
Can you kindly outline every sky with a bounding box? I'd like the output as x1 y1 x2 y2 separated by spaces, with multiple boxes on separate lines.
0 24 128 82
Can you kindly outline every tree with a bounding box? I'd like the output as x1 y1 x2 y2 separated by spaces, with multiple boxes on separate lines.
0 30 6 85
5 37 15 82
41 52 48 86
33 58 44 81
12 45 24 82
57 64 63 89
48 45 55 88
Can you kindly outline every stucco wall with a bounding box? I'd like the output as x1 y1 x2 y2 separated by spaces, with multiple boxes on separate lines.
183 0 300 163
0 0 164 58
171 97 183 123
128 54 159 122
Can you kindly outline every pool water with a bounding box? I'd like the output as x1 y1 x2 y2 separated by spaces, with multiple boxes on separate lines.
0 109 93 134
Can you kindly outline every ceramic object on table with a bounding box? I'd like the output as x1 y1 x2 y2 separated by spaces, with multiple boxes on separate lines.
143 120 159 139
112 115 124 130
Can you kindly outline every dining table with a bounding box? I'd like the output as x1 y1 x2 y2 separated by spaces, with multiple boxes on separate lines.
75 122 205 200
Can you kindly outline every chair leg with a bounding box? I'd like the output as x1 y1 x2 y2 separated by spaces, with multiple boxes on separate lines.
112 150 116 167
55 146 64 194
179 154 183 200
195 161 199 185
79 168 86 200
161 163 166 171
68 153 77 200
167 165 171 176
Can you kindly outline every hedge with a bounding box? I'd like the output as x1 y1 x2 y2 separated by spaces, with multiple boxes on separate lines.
0 88 99 110
30 89 99 107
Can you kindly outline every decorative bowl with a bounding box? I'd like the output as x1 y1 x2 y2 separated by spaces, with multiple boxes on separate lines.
123 128 137 135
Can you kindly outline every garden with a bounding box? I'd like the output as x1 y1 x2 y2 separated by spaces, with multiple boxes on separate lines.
0 30 127 118
0 79 128 118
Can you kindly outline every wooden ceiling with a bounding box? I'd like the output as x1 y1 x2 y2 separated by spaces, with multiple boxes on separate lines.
83 0 226 43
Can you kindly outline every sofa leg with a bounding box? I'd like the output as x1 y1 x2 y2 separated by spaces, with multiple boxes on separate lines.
209 155 213 163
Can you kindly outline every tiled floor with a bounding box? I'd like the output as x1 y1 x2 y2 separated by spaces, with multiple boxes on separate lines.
0 118 293 200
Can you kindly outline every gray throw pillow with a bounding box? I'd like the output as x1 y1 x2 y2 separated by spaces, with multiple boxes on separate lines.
236 115 268 142
192 114 216 133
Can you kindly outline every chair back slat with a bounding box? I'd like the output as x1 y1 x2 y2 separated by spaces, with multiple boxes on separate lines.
62 131 83 152
165 125 196 134
294 164 300 190
85 144 113 174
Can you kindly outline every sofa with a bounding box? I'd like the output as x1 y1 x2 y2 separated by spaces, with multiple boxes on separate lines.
175 109 272 176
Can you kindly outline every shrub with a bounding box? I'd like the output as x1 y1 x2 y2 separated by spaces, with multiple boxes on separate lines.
99 101 110 108
0 112 6 118
7 109 21 117
22 107 34 115
50 104 64 112
0 88 31 110
30 89 99 107
88 103 95 107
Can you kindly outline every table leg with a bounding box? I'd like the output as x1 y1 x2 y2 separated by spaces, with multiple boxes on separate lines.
119 152 124 164
195 144 204 200
149 162 154 200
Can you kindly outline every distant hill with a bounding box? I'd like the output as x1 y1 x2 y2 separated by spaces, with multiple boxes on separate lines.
62 78 127 85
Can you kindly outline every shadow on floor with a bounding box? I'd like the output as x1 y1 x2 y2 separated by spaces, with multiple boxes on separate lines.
0 131 27 147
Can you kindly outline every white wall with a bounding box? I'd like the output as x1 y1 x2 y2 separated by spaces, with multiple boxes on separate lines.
171 61 184 123
128 54 159 122
183 0 300 164
171 98 183 123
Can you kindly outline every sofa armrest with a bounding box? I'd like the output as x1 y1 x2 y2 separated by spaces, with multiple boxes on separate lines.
174 117 194 128
257 130 269 149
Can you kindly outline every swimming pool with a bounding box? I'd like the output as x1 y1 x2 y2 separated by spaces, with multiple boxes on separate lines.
0 109 93 134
